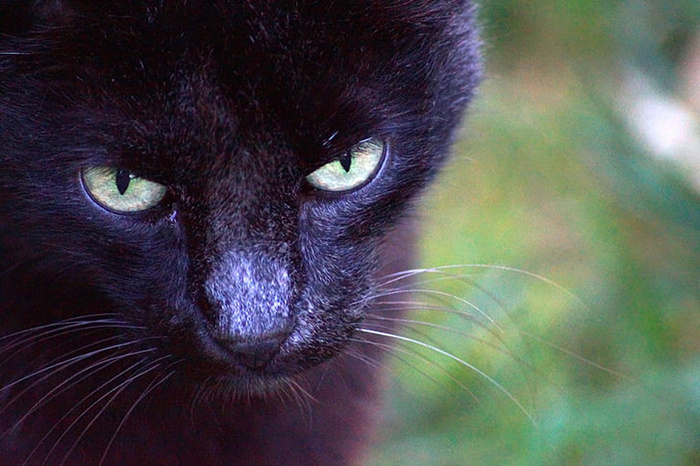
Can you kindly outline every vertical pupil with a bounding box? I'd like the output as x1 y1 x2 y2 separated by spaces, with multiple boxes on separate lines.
339 153 352 172
115 169 131 195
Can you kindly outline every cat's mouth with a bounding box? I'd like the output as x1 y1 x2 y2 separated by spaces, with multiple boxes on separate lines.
209 329 290 373
170 316 350 387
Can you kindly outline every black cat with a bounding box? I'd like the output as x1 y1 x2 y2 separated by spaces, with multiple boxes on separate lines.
0 1 480 464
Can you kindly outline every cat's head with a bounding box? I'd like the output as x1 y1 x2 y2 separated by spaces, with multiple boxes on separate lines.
0 1 480 391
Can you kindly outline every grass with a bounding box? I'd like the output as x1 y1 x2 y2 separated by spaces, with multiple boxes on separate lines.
369 1 699 464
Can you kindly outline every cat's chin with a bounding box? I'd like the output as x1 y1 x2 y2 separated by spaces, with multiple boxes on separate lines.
174 355 331 401
192 373 295 399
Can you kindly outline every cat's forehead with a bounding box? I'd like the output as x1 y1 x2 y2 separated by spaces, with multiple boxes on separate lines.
50 1 457 86
39 2 444 163
7 0 480 179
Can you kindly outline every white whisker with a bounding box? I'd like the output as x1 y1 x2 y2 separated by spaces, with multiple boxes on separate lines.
8 346 159 438
57 356 172 466
514 329 631 379
358 327 536 425
379 264 587 309
344 345 383 370
366 315 533 369
0 320 139 359
1 339 150 393
99 362 176 466
283 378 315 422
0 337 124 415
365 288 502 332
368 300 512 347
22 356 154 466
0 315 123 342
351 336 479 403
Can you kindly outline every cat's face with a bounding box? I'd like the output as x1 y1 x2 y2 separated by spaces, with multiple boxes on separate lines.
0 1 480 391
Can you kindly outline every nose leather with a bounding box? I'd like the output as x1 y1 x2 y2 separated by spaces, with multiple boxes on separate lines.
203 251 294 370
214 329 290 371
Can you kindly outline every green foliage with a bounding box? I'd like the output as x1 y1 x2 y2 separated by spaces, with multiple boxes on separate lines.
370 1 699 464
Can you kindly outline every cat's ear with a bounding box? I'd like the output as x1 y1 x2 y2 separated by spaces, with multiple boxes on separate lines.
0 0 71 35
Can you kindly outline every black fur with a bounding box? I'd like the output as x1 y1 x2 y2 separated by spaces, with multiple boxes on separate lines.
0 1 480 464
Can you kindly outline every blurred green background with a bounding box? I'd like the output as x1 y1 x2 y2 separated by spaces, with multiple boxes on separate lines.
370 1 699 464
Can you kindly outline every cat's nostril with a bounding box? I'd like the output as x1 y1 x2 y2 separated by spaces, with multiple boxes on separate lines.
215 331 289 371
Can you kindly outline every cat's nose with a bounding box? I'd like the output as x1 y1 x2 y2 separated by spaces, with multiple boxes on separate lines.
203 251 295 371
215 329 290 371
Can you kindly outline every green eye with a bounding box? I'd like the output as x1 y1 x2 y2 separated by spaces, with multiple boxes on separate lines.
306 138 385 192
82 166 167 213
